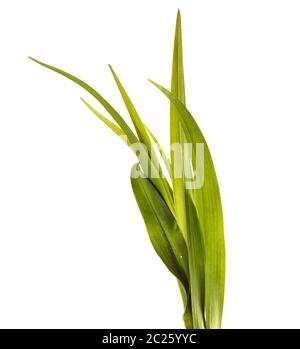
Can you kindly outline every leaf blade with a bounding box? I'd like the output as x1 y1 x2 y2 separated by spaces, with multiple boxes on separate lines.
81 98 127 141
150 80 226 329
109 65 152 151
29 57 175 217
131 164 189 292
28 57 139 145
170 10 188 241
108 65 175 216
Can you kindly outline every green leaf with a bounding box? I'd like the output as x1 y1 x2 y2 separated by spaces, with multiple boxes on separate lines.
28 57 139 146
29 56 175 217
131 164 189 294
170 10 196 329
185 193 206 328
108 65 175 217
149 80 225 329
109 65 152 152
170 10 188 242
81 98 128 142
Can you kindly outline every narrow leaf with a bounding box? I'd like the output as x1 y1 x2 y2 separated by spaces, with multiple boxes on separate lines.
109 65 152 151
28 57 139 145
108 65 175 216
81 98 127 141
170 10 188 241
29 57 175 217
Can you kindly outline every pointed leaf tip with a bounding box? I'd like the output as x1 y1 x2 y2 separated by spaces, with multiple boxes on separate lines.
28 56 37 63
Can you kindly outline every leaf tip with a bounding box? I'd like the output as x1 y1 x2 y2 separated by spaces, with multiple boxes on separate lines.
175 10 183 39
108 64 115 74
148 79 160 89
28 56 37 63
28 56 44 67
80 97 90 109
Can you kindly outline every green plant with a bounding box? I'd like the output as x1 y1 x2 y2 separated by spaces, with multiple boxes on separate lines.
29 10 225 329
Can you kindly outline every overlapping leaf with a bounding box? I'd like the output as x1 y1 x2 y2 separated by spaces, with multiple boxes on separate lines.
149 80 225 329
131 164 189 293
29 9 225 330
28 57 138 145
108 65 174 215
28 57 174 216
170 11 197 329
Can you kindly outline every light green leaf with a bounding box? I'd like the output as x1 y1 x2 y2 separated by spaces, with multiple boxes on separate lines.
170 10 188 242
29 56 175 217
81 98 127 142
170 10 196 329
109 65 152 152
149 80 225 329
28 57 139 146
108 65 175 217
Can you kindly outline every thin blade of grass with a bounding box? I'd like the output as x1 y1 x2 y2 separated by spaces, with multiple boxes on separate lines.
108 65 175 216
29 57 175 216
170 10 188 241
81 98 127 141
28 57 139 145
108 65 152 151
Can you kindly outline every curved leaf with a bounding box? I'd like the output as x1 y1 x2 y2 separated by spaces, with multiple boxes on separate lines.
28 57 139 145
149 80 225 329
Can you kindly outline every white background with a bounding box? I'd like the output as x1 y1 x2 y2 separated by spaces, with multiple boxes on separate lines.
0 0 300 329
